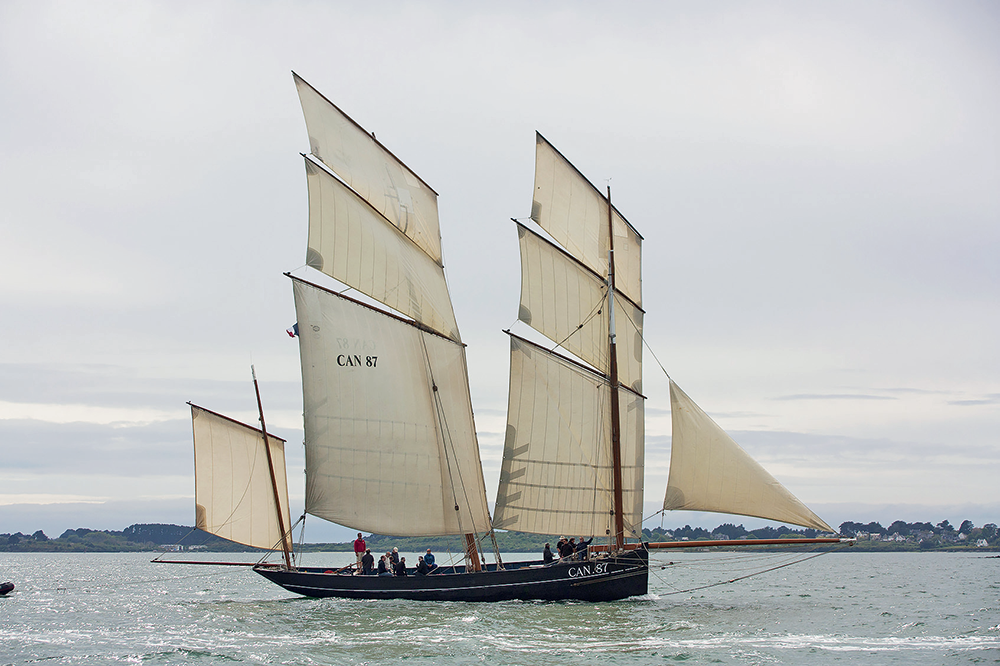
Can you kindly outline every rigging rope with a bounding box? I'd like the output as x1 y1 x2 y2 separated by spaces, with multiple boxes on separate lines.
648 541 852 596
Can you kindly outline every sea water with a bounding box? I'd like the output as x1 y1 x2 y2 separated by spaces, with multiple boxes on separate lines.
1 550 997 664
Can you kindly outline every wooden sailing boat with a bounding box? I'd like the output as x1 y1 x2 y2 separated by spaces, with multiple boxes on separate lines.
178 73 843 602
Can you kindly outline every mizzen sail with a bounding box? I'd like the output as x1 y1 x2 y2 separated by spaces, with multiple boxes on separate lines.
663 381 834 532
191 404 292 551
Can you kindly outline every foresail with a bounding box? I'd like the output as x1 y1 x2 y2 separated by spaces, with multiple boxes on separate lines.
294 72 442 263
293 277 492 537
304 157 461 342
516 222 643 393
190 405 292 552
664 381 834 532
493 335 644 538
531 133 642 307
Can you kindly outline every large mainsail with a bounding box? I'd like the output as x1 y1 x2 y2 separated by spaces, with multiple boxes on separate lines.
292 277 491 536
495 134 645 541
664 381 834 532
291 74 491 537
190 404 293 551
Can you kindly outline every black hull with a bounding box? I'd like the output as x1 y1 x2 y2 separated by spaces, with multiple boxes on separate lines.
254 550 648 602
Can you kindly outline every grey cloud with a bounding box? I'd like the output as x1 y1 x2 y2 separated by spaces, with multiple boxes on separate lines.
773 394 898 401
948 394 1000 406
0 363 302 413
0 418 303 477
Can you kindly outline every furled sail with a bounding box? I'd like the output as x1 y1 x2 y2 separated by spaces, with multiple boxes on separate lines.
190 404 292 551
530 133 643 307
294 72 442 264
663 381 834 532
493 335 644 538
292 277 492 537
304 157 460 342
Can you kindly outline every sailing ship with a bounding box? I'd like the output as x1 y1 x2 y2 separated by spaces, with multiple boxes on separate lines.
176 73 843 602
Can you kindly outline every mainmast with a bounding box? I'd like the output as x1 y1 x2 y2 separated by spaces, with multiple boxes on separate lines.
252 365 293 569
606 185 626 552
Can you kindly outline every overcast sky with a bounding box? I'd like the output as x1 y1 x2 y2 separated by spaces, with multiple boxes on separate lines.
1 1 997 542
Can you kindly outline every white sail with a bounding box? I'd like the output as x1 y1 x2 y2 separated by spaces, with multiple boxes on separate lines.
664 381 834 532
304 158 461 342
191 405 292 551
293 277 491 537
493 336 644 538
294 72 442 263
516 222 643 393
530 133 642 307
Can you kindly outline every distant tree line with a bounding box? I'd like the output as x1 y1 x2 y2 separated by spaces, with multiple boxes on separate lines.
0 524 258 553
3 519 998 553
837 519 999 549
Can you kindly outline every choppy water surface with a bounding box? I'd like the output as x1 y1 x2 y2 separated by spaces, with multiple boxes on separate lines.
1 550 997 664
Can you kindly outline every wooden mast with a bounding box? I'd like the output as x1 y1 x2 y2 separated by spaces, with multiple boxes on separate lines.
607 185 626 552
252 365 293 569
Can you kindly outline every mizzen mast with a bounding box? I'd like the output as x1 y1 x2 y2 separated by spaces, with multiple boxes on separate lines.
252 365 293 569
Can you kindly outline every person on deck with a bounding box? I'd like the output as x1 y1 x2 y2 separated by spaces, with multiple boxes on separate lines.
361 548 375 575
390 548 400 565
559 538 576 560
353 533 366 572
394 556 408 576
574 537 593 561
415 556 430 575
377 555 392 576
542 543 554 564
424 548 436 571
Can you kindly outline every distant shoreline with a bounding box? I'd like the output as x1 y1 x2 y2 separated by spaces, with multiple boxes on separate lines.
3 521 997 554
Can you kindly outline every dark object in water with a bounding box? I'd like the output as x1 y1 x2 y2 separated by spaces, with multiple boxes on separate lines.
0 581 13 596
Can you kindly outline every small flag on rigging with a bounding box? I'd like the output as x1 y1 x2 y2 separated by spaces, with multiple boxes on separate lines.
286 323 299 338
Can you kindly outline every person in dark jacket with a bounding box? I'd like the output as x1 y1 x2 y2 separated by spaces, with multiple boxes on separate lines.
559 538 575 560
542 543 554 563
415 556 430 575
574 537 593 560
377 555 392 576
361 548 375 575
394 556 408 576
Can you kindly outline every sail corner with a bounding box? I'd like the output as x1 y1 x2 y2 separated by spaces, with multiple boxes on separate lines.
663 486 686 511
306 247 324 271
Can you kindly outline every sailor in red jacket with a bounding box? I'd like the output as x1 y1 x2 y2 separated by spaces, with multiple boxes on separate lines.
353 533 366 572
